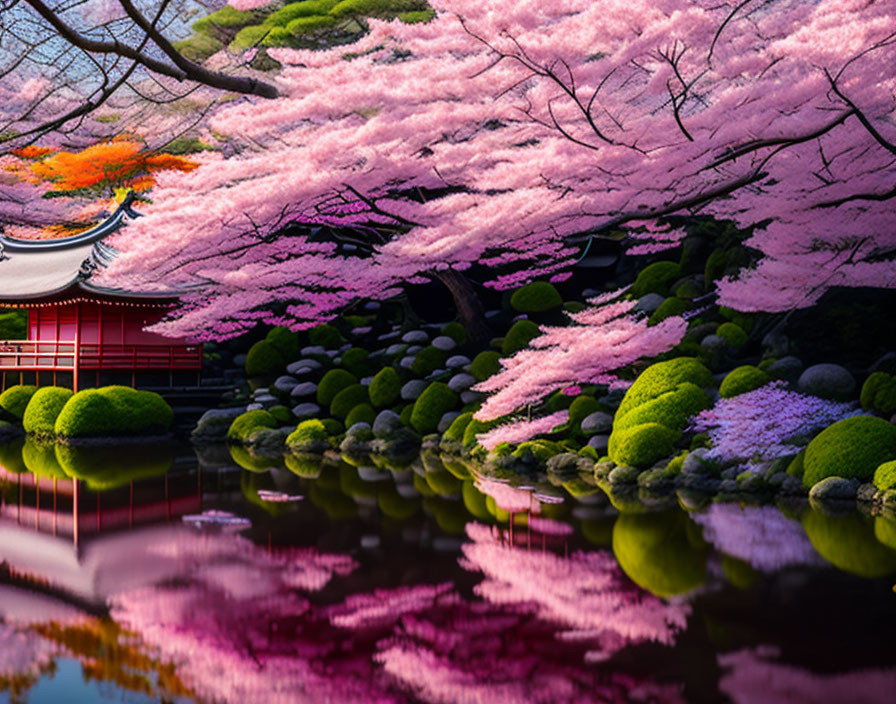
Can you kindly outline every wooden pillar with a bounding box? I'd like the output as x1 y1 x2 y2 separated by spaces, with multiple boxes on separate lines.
72 479 79 549
73 302 81 393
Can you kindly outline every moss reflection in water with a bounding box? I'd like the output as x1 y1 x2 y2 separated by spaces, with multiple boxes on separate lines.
240 471 299 518
228 443 285 473
55 444 173 491
0 437 27 474
801 509 896 578
377 483 420 521
613 510 708 598
21 437 67 480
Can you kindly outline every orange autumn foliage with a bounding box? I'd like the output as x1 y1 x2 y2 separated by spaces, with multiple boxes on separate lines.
11 145 54 159
30 140 198 193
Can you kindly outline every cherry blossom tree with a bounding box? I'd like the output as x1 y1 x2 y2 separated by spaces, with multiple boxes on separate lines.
77 0 896 340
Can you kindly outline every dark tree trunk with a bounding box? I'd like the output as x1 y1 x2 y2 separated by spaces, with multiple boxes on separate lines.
430 269 493 345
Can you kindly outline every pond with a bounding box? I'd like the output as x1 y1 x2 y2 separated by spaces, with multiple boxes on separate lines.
0 441 894 703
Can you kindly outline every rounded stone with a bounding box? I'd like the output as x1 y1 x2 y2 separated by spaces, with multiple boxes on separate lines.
798 363 856 400
300 345 326 356
405 345 423 355
460 390 484 405
399 356 416 369
438 411 462 433
587 434 610 452
767 355 803 382
635 293 665 314
273 375 298 392
446 355 471 369
431 335 457 351
400 379 428 401
385 343 406 356
373 409 403 437
291 402 321 419
401 330 429 344
581 411 613 434
287 359 321 375
290 381 317 397
447 373 476 393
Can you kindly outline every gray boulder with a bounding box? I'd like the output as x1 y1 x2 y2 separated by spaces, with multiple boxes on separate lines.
290 381 317 397
447 373 476 393
438 411 462 433
291 402 321 419
399 356 416 369
808 476 860 504
373 409 403 438
406 345 423 355
587 434 610 452
635 293 665 314
287 359 322 375
273 375 298 392
300 345 326 356
191 407 245 443
385 343 407 356
401 330 429 344
798 363 856 400
460 390 484 405
762 331 791 358
768 356 803 382
431 335 457 351
580 411 613 434
400 379 428 401
446 355 471 369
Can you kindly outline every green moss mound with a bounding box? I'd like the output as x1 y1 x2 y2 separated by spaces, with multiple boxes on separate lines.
345 403 376 427
424 496 469 534
874 460 896 491
802 416 896 488
0 385 38 421
411 345 448 376
720 366 770 399
329 0 428 18
269 0 339 25
631 261 681 298
0 437 26 474
608 423 678 469
502 320 540 356
612 510 707 598
462 416 498 448
269 405 293 423
308 323 345 348
317 369 358 406
648 297 688 325
716 322 748 349
368 367 401 408
786 449 806 479
172 34 223 62
22 387 73 436
54 387 172 438
56 443 173 491
802 509 896 578
510 281 563 313
411 382 458 435
330 383 369 419
286 419 330 453
861 372 896 415
441 412 473 445
441 321 466 345
193 5 259 33
614 382 709 434
227 409 278 443
340 348 372 377
21 437 67 479
245 340 285 377
615 358 713 420
470 351 501 381
568 396 601 431
265 326 300 362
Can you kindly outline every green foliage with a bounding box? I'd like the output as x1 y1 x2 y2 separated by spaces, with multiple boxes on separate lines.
545 389 575 412
0 385 38 421
172 35 223 62
0 310 27 339
56 443 173 490
673 280 701 299
329 0 429 18
568 395 601 431
268 0 339 25
397 9 435 22
861 372 896 415
802 416 896 488
230 24 271 50
563 301 586 314
873 460 896 491
614 382 708 433
721 555 760 589
399 404 414 427
616 357 713 420
280 15 339 38
269 405 293 423
193 6 259 33
719 365 770 398
286 419 330 453
266 326 300 361
442 411 473 442
719 306 754 333
308 323 346 348
227 409 278 443
612 511 708 598
630 261 681 298
317 369 358 406
502 320 540 356
411 382 458 434
509 281 563 313
462 417 498 448
340 347 372 376
322 418 344 435
648 297 688 325
245 340 285 377
717 322 748 348
802 509 896 578
512 439 565 463
22 387 73 436
425 467 463 496
55 387 172 438
786 448 806 479
875 516 896 551
330 383 369 419
441 321 467 345
666 451 688 475
411 345 448 376
470 351 502 381
607 422 678 468
704 249 728 284
345 402 376 427
368 367 401 407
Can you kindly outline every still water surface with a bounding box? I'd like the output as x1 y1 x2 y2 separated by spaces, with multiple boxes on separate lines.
0 441 894 703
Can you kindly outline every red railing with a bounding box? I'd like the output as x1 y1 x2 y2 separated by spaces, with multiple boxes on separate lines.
0 339 202 371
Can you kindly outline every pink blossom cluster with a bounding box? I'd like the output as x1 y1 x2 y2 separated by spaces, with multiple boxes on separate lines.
474 290 686 421
690 381 861 462
475 410 569 451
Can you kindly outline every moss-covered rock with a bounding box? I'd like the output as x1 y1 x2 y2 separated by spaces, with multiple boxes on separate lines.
861 371 896 415
340 347 372 377
802 416 896 488
648 297 688 325
568 395 601 431
55 387 172 438
245 340 285 378
631 261 681 298
501 320 540 356
330 383 369 419
0 385 38 421
786 448 806 479
441 411 473 444
308 323 345 348
716 322 748 349
614 382 709 434
227 409 278 443
470 351 502 381
608 423 678 468
802 509 896 578
615 358 714 420
286 418 330 453
411 345 448 376
316 369 358 406
720 365 770 399
612 510 707 598
410 382 458 435
873 459 896 492
368 367 400 408
22 387 73 436
509 281 563 313
462 417 499 448
345 403 376 427
265 326 300 362
441 321 467 345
